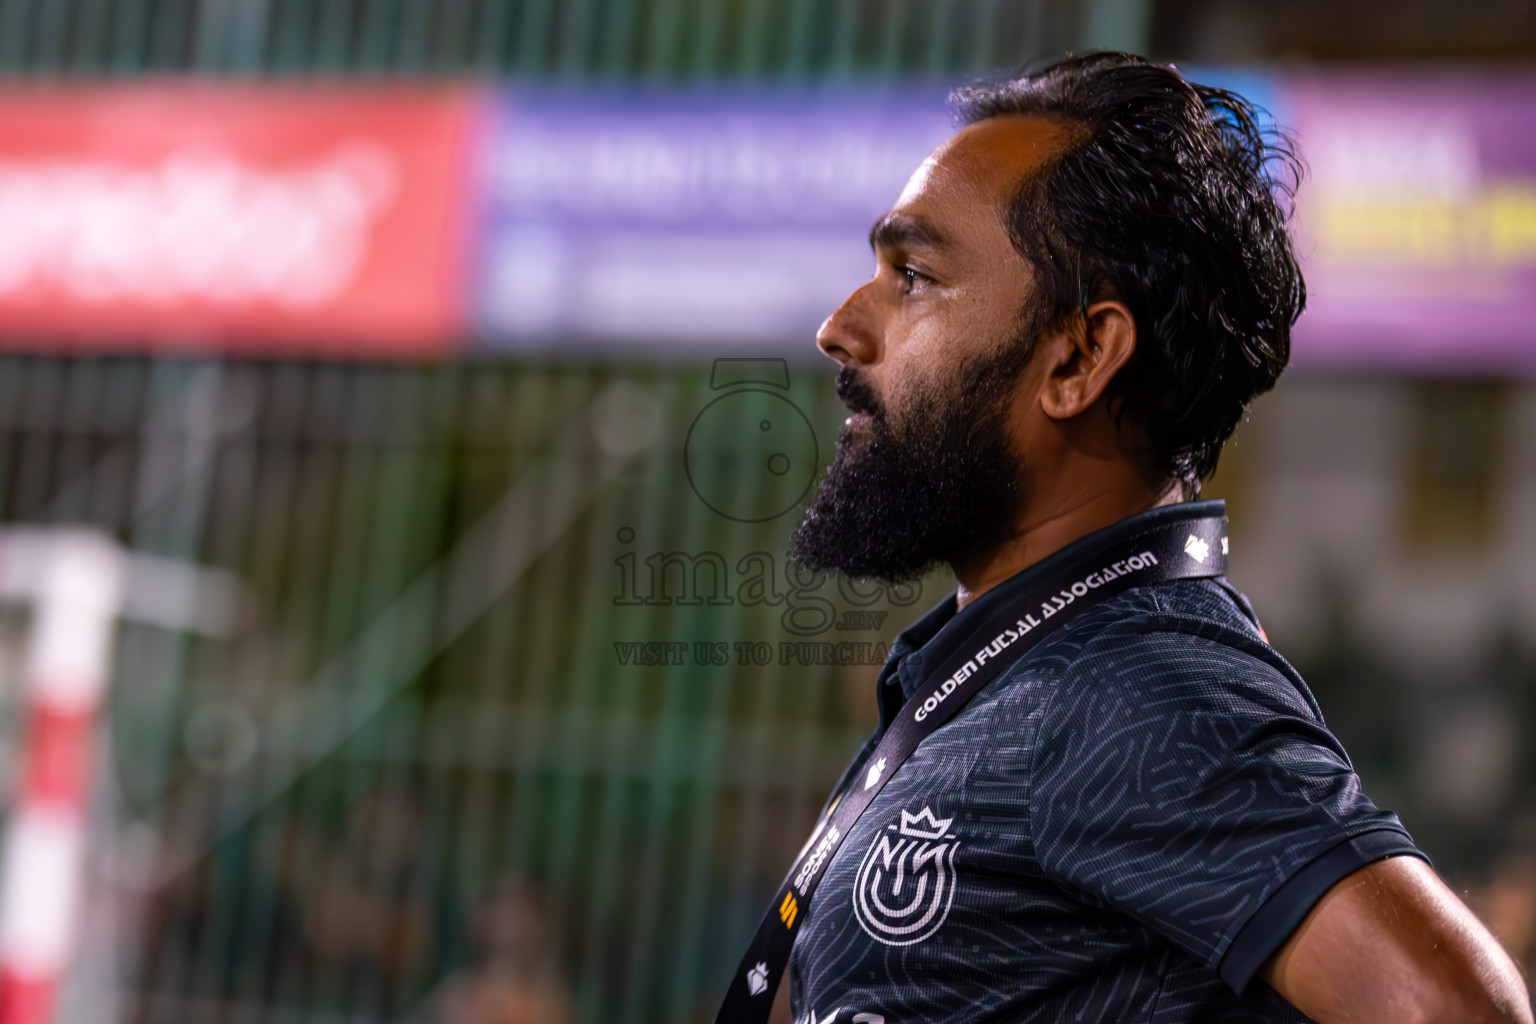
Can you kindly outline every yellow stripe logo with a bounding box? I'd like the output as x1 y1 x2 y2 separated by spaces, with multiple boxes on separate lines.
779 892 798 929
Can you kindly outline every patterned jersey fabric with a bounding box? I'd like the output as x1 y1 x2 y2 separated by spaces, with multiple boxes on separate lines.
788 500 1425 1024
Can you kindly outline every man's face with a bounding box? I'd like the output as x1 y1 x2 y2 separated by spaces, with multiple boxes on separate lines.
789 116 1073 583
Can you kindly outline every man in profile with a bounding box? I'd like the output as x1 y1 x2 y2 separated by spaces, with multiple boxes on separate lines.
766 53 1532 1023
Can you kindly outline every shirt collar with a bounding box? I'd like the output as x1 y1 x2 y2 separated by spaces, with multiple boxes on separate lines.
875 499 1227 722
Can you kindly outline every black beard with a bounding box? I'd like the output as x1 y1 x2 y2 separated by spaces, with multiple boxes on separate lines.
789 334 1036 585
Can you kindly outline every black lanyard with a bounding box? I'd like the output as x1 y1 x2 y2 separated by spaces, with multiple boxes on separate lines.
713 513 1229 1024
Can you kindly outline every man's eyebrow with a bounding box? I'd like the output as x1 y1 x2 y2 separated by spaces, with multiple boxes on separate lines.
868 213 948 253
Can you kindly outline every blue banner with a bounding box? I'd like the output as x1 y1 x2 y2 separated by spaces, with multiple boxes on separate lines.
470 87 954 359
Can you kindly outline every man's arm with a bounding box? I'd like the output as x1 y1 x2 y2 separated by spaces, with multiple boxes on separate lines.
1261 855 1534 1024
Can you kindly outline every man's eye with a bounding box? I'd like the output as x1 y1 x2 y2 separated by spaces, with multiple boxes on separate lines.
899 266 929 292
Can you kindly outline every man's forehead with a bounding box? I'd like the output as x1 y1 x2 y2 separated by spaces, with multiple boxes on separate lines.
893 114 1075 219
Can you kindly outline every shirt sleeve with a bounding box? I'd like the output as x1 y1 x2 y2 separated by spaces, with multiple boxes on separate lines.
1027 613 1428 995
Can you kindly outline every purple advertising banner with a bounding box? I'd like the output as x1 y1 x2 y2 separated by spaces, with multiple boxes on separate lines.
470 76 1536 374
1284 72 1536 373
471 88 954 360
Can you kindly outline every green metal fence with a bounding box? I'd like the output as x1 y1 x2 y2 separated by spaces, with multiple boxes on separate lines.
0 0 1138 78
0 355 945 1023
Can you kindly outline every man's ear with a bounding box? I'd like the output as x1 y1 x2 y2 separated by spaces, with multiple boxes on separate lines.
1039 299 1136 421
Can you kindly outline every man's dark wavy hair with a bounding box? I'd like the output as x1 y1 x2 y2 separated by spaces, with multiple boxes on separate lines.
952 51 1305 491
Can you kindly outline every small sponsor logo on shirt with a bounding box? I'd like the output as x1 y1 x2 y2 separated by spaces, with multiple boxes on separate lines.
794 824 842 895
780 891 799 928
864 757 887 790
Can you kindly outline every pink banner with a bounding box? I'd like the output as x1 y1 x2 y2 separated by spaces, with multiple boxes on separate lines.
1285 71 1536 373
0 86 474 357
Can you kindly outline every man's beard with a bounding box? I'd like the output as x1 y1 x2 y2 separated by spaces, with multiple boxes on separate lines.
789 331 1037 585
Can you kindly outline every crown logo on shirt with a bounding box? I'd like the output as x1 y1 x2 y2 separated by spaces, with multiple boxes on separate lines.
897 806 954 840
859 805 962 945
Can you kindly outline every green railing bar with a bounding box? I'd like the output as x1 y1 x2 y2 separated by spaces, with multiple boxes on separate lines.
31 0 67 72
187 367 272 1004
397 0 432 72
72 0 95 72
569 373 671 1024
317 369 436 1016
781 0 813 77
148 0 185 73
433 371 540 981
432 0 471 73
613 373 710 1024
128 363 232 1015
515 0 557 78
599 0 639 78
191 0 225 72
355 0 393 73
828 0 859 79
106 0 143 73
472 0 508 74
269 0 310 76
968 0 1000 73
878 0 909 78
0 0 1117 79
688 0 725 81
513 377 614 934
644 0 685 80
0 0 32 72
229 0 270 73
925 0 958 77
312 0 351 74
559 0 596 80
662 378 792 1022
45 360 98 522
538 373 675 1019
738 0 769 79
478 368 560 886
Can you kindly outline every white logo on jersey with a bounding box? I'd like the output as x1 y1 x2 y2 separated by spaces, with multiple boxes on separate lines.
852 805 959 946
864 757 887 790
794 1010 883 1024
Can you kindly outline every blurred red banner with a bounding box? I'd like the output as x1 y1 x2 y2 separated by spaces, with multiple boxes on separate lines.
0 86 473 357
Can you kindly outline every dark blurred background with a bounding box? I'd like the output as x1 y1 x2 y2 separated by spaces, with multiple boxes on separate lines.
0 2 1532 1023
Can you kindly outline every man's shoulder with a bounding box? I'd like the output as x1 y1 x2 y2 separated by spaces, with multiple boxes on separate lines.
989 577 1323 723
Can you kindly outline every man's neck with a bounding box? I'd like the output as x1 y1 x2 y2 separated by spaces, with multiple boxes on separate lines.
951 484 1183 611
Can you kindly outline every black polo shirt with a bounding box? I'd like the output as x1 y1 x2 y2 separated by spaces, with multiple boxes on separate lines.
788 500 1425 1023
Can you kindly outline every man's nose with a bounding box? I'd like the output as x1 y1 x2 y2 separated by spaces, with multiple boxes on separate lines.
815 283 880 367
